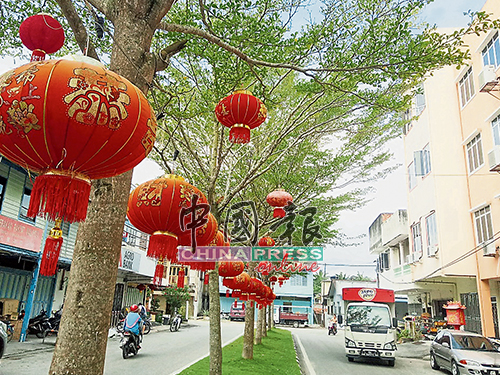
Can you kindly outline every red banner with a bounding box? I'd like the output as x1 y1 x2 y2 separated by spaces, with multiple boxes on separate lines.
0 214 43 253
342 287 395 303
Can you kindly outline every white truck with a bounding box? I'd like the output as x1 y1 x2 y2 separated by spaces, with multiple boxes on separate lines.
341 287 398 367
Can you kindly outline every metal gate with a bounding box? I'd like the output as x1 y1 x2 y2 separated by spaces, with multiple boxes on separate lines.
492 297 499 338
460 293 482 334
0 266 56 318
111 283 125 327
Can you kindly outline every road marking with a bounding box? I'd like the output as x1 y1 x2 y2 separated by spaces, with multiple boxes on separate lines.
170 332 244 375
293 333 316 375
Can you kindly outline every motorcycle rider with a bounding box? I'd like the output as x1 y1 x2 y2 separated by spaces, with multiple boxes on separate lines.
138 303 147 320
328 314 338 335
124 304 143 349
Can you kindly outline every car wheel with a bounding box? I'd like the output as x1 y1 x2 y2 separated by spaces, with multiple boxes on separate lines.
451 360 459 375
387 359 395 367
430 353 440 370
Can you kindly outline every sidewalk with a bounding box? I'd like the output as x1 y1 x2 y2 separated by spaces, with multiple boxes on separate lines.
3 322 178 359
397 340 431 360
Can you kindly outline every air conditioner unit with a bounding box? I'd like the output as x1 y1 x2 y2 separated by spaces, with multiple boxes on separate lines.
406 254 413 264
483 242 497 257
428 244 438 257
488 147 500 172
479 65 498 92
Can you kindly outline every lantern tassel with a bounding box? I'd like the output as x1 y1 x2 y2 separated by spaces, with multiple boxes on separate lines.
204 273 209 285
273 207 286 218
153 259 165 286
39 220 63 277
148 232 178 260
229 125 251 144
177 268 185 288
28 173 91 223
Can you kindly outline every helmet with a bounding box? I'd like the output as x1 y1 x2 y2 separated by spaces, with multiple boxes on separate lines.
130 304 139 312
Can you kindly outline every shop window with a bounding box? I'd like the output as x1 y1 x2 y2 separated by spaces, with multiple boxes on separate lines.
19 187 35 222
466 134 484 173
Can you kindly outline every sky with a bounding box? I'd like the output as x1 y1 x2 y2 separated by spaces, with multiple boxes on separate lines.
0 0 489 279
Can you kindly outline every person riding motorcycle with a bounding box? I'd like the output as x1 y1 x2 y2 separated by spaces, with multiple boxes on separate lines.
328 314 338 335
124 304 143 348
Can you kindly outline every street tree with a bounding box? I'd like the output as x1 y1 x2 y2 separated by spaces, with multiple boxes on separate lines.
0 1 498 374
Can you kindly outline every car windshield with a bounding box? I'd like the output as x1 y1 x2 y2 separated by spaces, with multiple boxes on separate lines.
452 334 497 351
346 305 391 327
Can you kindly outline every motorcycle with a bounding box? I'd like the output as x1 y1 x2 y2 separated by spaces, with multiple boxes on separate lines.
43 307 63 338
117 316 151 335
328 323 337 336
170 314 182 332
120 331 141 359
28 309 51 338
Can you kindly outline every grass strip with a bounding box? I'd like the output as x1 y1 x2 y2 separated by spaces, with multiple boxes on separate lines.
179 328 301 375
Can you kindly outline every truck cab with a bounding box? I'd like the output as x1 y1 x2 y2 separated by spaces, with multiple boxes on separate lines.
342 288 397 366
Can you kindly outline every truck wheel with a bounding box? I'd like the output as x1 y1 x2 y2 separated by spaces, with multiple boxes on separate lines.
387 359 395 367
348 357 354 362
293 321 299 328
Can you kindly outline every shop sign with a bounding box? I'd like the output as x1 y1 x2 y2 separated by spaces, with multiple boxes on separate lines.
0 214 43 252
119 247 141 272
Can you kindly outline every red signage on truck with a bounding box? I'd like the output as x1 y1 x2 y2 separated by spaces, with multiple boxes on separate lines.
342 287 395 303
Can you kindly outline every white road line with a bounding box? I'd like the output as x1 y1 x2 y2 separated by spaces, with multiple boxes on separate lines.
293 333 317 375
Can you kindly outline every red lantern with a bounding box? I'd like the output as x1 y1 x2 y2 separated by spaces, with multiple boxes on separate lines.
19 14 65 61
215 89 267 144
136 284 147 292
177 268 185 288
0 58 156 223
266 189 293 218
218 261 245 278
269 275 278 284
258 237 275 247
278 276 285 287
39 219 63 276
127 175 211 260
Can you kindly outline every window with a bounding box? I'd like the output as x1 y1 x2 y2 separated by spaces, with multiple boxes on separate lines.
414 145 431 176
426 212 438 256
466 134 484 173
0 176 6 212
408 162 417 190
474 206 493 244
411 223 422 255
482 32 500 68
19 187 35 222
291 275 307 286
61 221 71 237
379 252 389 271
414 85 426 116
459 67 474 107
492 113 500 146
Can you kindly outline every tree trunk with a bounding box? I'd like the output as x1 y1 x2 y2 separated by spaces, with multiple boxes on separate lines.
242 300 255 358
50 4 160 373
255 306 263 345
209 266 222 374
268 302 273 331
262 305 267 337
49 172 132 375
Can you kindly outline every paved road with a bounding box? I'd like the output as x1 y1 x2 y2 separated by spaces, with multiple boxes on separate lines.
0 320 244 375
291 326 437 375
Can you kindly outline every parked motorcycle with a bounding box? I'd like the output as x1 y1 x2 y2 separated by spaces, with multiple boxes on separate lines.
170 314 182 332
328 323 337 336
120 331 141 359
28 309 51 338
43 307 63 337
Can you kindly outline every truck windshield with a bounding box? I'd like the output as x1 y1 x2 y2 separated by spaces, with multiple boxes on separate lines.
346 305 391 328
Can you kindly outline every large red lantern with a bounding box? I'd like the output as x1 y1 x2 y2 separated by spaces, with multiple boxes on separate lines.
215 89 267 144
19 14 65 61
127 175 211 260
258 237 275 246
218 261 244 278
266 189 293 218
0 58 156 223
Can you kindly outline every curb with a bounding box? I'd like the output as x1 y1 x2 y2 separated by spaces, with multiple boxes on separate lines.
292 333 316 375
4 345 55 359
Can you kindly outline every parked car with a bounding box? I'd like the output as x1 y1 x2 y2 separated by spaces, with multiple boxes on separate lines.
229 303 245 321
430 329 500 375
0 320 7 359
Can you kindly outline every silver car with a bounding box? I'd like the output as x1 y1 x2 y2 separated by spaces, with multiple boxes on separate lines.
430 329 500 375
0 320 7 359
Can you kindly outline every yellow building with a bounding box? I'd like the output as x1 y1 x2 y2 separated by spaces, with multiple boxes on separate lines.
371 0 500 337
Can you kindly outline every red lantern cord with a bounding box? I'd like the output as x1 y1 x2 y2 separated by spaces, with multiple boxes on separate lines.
39 219 63 276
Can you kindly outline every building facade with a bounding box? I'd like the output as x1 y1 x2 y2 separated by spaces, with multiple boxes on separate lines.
371 0 500 337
